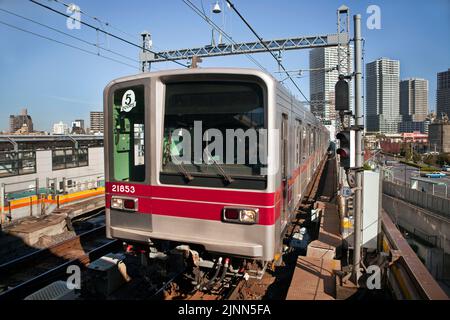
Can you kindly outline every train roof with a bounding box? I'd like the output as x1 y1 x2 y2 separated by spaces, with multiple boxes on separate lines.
105 67 327 131
105 67 277 88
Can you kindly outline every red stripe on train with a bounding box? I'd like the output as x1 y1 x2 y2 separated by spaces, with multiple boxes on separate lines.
105 192 277 225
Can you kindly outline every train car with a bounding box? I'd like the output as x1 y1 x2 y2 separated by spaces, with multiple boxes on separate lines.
104 68 329 266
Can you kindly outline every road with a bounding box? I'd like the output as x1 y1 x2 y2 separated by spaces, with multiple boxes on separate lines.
378 154 450 198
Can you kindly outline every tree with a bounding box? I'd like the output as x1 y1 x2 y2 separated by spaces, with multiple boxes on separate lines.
404 143 413 162
412 151 421 163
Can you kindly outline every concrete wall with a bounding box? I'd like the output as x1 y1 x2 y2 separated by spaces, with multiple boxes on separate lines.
382 194 450 254
382 193 450 281
383 180 450 218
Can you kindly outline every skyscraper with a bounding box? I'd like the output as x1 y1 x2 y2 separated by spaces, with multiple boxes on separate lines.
9 108 34 133
400 78 429 122
309 46 353 122
90 111 104 134
436 68 450 118
365 58 402 133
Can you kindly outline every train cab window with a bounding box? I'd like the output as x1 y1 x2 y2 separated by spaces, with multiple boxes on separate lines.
161 81 267 189
112 85 145 182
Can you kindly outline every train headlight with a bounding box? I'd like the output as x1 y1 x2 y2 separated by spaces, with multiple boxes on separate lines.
111 197 123 209
223 207 258 225
111 196 138 212
240 209 257 223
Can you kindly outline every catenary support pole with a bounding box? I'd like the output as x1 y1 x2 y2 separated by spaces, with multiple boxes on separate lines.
352 14 363 284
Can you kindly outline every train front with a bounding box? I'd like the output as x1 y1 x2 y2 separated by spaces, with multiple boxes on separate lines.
104 69 279 262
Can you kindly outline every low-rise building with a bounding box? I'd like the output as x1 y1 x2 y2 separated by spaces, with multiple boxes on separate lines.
0 135 104 220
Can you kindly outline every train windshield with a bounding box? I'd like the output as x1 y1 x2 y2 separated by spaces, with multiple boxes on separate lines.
161 81 267 189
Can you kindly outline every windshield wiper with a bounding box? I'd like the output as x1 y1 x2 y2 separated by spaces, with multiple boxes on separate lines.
204 149 234 184
172 155 194 181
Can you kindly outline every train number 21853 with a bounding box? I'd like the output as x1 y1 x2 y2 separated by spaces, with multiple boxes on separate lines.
111 184 136 194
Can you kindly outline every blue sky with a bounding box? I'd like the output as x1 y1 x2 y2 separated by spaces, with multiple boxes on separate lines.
0 0 449 131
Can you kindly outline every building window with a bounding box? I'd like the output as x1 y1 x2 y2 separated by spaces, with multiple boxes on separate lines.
52 148 89 170
0 150 36 177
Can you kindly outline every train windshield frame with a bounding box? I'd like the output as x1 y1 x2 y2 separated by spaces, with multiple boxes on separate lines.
160 80 268 190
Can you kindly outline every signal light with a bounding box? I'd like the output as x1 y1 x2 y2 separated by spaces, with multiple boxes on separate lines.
336 130 355 168
335 75 350 111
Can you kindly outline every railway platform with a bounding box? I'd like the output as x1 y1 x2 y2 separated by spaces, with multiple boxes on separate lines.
286 157 345 300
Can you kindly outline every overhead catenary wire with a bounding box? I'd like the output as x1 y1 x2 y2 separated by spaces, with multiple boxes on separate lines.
0 19 140 70
225 0 310 103
0 8 140 64
182 0 268 73
28 0 188 68
51 0 140 43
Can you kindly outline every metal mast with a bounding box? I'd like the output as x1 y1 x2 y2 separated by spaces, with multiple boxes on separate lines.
352 13 364 284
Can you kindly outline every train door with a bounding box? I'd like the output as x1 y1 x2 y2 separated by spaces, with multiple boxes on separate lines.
107 82 151 233
281 114 289 230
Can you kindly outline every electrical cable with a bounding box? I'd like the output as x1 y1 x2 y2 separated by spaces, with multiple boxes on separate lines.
225 0 310 103
29 0 188 68
0 19 140 70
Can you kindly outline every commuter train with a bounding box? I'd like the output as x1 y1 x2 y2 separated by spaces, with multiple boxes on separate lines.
104 68 329 264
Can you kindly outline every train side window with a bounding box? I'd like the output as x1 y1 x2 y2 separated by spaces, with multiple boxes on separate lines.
112 85 146 182
295 120 301 166
302 127 307 160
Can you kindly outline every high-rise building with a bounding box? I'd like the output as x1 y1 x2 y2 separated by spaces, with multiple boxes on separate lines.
309 46 353 122
400 78 428 122
365 58 402 133
428 122 450 153
52 121 69 135
71 119 85 134
90 111 104 134
436 68 450 118
9 108 34 133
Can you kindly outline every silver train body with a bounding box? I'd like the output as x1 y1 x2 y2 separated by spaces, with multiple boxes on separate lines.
104 68 329 262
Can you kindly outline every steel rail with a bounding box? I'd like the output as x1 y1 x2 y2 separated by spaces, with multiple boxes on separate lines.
0 225 120 300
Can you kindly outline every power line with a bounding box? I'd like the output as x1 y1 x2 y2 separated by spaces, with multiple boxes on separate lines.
0 19 140 70
52 0 165 53
0 8 139 64
51 0 140 42
182 0 268 73
29 0 188 68
225 0 310 103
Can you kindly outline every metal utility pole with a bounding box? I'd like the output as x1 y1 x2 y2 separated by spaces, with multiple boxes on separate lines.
352 14 363 284
140 32 154 72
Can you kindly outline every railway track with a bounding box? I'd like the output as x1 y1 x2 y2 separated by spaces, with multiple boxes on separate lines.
0 158 330 301
0 225 121 301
